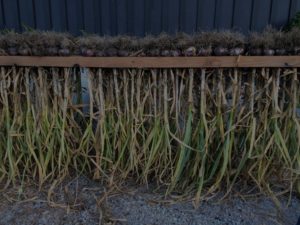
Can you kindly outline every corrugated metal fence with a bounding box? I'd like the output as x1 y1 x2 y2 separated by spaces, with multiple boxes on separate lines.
1 0 300 36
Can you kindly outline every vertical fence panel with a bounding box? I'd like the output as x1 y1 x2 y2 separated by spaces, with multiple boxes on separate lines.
133 0 144 36
214 0 234 29
0 0 298 35
116 0 127 34
83 0 95 33
163 0 180 34
197 0 216 30
94 0 101 34
2 0 20 31
232 0 253 32
144 0 151 34
50 0 67 32
151 0 162 35
180 0 198 33
18 0 35 30
161 0 169 33
110 0 117 35
251 0 272 31
127 0 134 34
34 0 52 30
66 0 84 35
145 0 162 35
0 0 4 29
99 0 117 36
100 0 112 35
270 0 291 29
290 0 300 19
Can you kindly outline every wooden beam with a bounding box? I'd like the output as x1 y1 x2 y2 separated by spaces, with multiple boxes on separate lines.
0 56 299 68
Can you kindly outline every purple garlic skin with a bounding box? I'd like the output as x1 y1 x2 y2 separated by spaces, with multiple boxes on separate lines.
46 47 58 56
197 48 212 56
118 50 129 57
95 50 105 57
275 49 287 56
85 49 94 57
161 50 170 56
249 48 262 56
81 48 94 56
263 49 275 56
105 48 118 56
214 47 228 56
183 47 196 56
148 49 160 56
170 50 181 57
229 48 244 56
58 48 70 56
18 47 31 56
8 47 18 56
80 47 87 56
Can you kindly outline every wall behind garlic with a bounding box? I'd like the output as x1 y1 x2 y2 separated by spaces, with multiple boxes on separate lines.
0 0 299 36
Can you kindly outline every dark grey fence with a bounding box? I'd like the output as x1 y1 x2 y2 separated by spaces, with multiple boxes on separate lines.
0 0 300 35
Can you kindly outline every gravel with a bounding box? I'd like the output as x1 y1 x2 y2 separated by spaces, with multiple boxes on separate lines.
0 177 299 225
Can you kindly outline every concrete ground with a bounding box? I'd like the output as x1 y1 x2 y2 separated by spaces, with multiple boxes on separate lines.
0 177 299 225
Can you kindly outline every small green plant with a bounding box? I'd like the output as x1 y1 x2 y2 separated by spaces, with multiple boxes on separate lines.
286 12 300 31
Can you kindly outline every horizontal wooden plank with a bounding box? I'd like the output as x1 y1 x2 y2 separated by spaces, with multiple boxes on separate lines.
0 56 299 68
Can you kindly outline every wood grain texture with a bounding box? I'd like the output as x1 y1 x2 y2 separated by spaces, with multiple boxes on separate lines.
0 56 299 68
